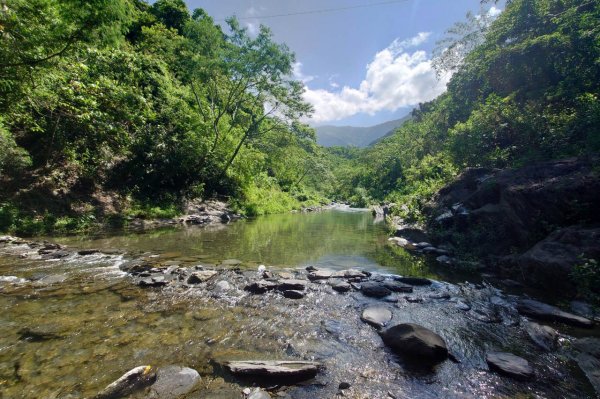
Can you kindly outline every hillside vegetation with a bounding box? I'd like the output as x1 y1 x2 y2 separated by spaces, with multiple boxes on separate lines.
328 0 600 219
0 0 331 234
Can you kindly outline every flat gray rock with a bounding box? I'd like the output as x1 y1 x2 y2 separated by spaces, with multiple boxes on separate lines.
361 282 391 298
361 306 392 328
147 366 200 399
486 352 533 380
224 360 321 382
95 365 156 399
517 299 593 328
308 270 333 280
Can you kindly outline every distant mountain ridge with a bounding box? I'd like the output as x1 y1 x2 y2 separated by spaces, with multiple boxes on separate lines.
315 116 410 147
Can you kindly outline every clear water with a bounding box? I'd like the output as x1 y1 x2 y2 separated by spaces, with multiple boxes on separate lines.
0 209 596 398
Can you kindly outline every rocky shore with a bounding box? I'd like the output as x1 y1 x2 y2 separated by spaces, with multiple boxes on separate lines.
1 234 599 398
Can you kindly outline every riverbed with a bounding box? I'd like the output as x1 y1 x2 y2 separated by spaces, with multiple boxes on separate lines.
0 209 597 398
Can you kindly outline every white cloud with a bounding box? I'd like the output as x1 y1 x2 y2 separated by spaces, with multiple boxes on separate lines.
302 32 450 123
292 62 316 84
488 6 502 17
245 22 259 36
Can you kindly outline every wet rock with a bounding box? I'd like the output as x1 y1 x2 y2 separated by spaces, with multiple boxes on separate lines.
382 281 413 293
360 282 391 298
331 269 370 279
138 275 168 288
308 270 333 280
282 290 304 299
428 292 451 300
146 365 200 399
244 280 278 294
338 382 351 390
78 249 100 256
486 352 533 380
573 337 600 395
276 279 307 291
525 321 558 351
95 365 156 399
214 280 231 292
379 323 448 365
187 270 218 284
517 299 593 328
41 250 70 259
224 360 321 383
329 280 351 293
305 266 318 272
404 295 423 303
395 276 431 286
361 306 392 328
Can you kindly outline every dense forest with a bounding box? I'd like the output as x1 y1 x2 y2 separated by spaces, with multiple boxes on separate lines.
0 0 332 234
0 0 599 236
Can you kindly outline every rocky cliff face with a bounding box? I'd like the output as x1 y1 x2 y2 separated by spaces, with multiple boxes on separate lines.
426 157 600 292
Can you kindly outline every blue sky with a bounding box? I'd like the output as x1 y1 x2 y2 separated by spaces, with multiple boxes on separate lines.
185 0 501 126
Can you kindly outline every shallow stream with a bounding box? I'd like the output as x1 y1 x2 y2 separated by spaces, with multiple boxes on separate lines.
0 209 597 398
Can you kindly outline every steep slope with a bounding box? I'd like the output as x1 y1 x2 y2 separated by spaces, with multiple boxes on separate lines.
315 116 410 147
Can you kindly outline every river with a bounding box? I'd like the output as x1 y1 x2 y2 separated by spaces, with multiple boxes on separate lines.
0 209 596 398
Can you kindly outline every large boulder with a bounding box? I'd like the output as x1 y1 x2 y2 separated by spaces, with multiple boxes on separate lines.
428 158 600 281
507 226 600 291
379 323 448 365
